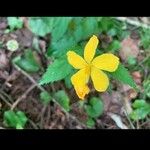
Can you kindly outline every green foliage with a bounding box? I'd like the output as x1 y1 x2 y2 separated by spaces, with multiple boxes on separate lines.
111 63 136 89
7 17 23 31
143 79 150 99
39 56 72 85
13 49 40 73
130 99 150 120
107 40 121 52
85 97 104 118
51 17 72 42
86 117 95 128
4 110 28 129
140 28 150 49
54 90 70 112
99 17 128 39
40 91 52 105
127 56 137 66
28 17 54 37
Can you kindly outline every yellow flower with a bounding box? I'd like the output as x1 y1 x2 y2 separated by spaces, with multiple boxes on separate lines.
67 35 119 100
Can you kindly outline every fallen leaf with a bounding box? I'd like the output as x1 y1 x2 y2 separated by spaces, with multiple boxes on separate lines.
132 71 142 85
108 112 128 129
119 37 140 61
101 92 123 114
0 50 9 69
128 89 138 100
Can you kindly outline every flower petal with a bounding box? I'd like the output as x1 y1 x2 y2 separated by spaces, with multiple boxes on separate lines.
71 68 90 99
67 51 87 69
71 68 89 86
91 67 109 92
92 53 119 72
84 35 99 63
74 85 90 100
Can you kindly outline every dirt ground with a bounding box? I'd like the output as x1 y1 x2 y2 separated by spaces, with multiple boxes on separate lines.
0 17 149 129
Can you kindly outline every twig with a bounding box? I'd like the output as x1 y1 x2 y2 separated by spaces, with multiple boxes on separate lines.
0 89 13 103
115 17 150 29
13 64 87 128
28 119 39 129
123 108 135 129
0 93 12 107
11 84 36 110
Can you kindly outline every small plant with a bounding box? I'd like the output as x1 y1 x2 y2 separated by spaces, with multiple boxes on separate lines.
13 49 40 73
40 91 52 105
40 35 136 100
85 97 104 128
4 110 28 129
54 90 70 112
130 99 150 120
7 17 23 31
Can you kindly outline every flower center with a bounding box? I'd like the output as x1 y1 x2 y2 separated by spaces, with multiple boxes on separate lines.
85 64 93 75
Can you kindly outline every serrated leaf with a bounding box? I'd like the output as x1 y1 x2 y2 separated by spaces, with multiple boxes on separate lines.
51 17 72 42
39 56 72 85
111 63 136 89
54 90 70 111
48 37 75 57
86 97 104 118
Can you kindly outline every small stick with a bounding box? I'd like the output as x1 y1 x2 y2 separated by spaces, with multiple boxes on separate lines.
13 64 87 128
115 17 150 29
11 84 36 110
0 93 12 107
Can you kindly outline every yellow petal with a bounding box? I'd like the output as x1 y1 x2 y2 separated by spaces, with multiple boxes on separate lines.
67 51 87 69
84 35 99 63
74 85 90 100
92 53 119 72
71 68 90 99
71 68 90 86
91 67 109 92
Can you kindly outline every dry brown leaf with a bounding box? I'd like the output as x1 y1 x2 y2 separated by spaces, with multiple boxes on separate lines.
132 71 142 85
119 37 140 61
0 50 9 70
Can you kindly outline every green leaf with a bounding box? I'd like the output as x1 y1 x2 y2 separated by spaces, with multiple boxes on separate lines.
127 56 137 66
40 91 52 104
111 63 136 89
48 36 75 57
85 97 104 118
16 111 28 127
54 90 70 111
51 17 72 42
140 28 150 49
28 17 54 37
107 40 121 52
7 17 23 31
132 99 148 108
4 110 28 129
13 49 40 72
39 56 72 84
130 99 150 120
82 17 98 39
86 117 95 128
